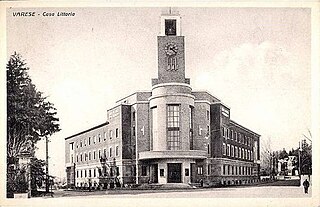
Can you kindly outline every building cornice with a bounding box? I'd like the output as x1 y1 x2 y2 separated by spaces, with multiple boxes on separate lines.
152 82 192 90
148 93 195 101
116 90 151 104
229 120 260 137
65 122 109 140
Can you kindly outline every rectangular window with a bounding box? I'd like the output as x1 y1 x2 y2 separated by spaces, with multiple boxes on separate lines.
160 169 164 176
185 168 189 176
231 145 234 157
132 111 136 123
80 154 83 162
197 166 203 175
235 131 237 142
89 169 91 177
84 169 87 178
132 126 135 136
222 127 225 137
151 106 158 151
88 152 91 160
167 105 180 150
227 144 230 156
77 170 79 178
94 169 96 177
189 106 193 150
104 149 107 158
206 110 210 120
142 165 147 176
98 134 101 142
109 147 112 157
223 143 226 155
227 165 230 175
235 146 238 158
116 146 119 156
116 128 119 138
227 128 229 139
230 130 233 139
104 132 107 141
109 130 113 139
70 143 74 150
223 165 226 175
242 148 244 159
98 150 101 158
80 141 83 148
80 170 83 178
93 151 96 160
208 164 212 175
235 166 238 175
88 137 91 145
165 19 177 36
93 136 96 144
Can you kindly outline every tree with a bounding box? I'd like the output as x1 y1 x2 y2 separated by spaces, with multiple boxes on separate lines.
278 148 289 159
300 139 312 175
30 158 46 193
6 52 60 197
260 136 276 177
6 52 60 163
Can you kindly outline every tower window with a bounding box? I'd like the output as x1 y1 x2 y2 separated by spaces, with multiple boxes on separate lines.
165 19 176 36
167 104 180 150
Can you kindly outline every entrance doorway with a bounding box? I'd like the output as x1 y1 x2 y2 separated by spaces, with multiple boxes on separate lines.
150 164 158 183
190 163 196 183
167 163 182 183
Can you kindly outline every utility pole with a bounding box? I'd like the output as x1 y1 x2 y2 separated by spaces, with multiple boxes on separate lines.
46 136 49 193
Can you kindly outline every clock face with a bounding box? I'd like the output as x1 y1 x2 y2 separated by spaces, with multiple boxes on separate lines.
165 43 178 56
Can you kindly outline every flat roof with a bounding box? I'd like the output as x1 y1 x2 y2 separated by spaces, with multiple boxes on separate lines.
229 120 260 137
65 122 109 140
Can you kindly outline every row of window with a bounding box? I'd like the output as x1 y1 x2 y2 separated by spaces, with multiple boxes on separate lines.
222 127 253 147
76 167 120 178
222 143 253 161
222 165 253 176
72 146 119 164
75 128 120 149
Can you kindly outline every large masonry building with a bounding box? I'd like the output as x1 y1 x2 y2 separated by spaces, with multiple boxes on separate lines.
65 12 261 188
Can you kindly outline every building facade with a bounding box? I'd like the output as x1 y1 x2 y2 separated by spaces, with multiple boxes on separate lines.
65 11 261 188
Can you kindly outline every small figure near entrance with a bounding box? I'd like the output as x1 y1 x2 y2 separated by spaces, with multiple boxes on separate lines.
199 179 203 187
303 179 310 194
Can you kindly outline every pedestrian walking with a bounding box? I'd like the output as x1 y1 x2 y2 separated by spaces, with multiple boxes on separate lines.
303 179 310 194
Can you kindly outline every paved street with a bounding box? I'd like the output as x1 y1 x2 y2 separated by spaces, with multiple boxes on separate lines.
36 186 312 199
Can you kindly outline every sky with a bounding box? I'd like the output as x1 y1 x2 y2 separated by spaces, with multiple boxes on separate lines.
6 7 311 179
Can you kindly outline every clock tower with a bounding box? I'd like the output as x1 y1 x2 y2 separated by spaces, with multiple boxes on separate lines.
152 11 190 86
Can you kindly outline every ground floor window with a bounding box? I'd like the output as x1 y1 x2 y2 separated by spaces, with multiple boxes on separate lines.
197 166 203 175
